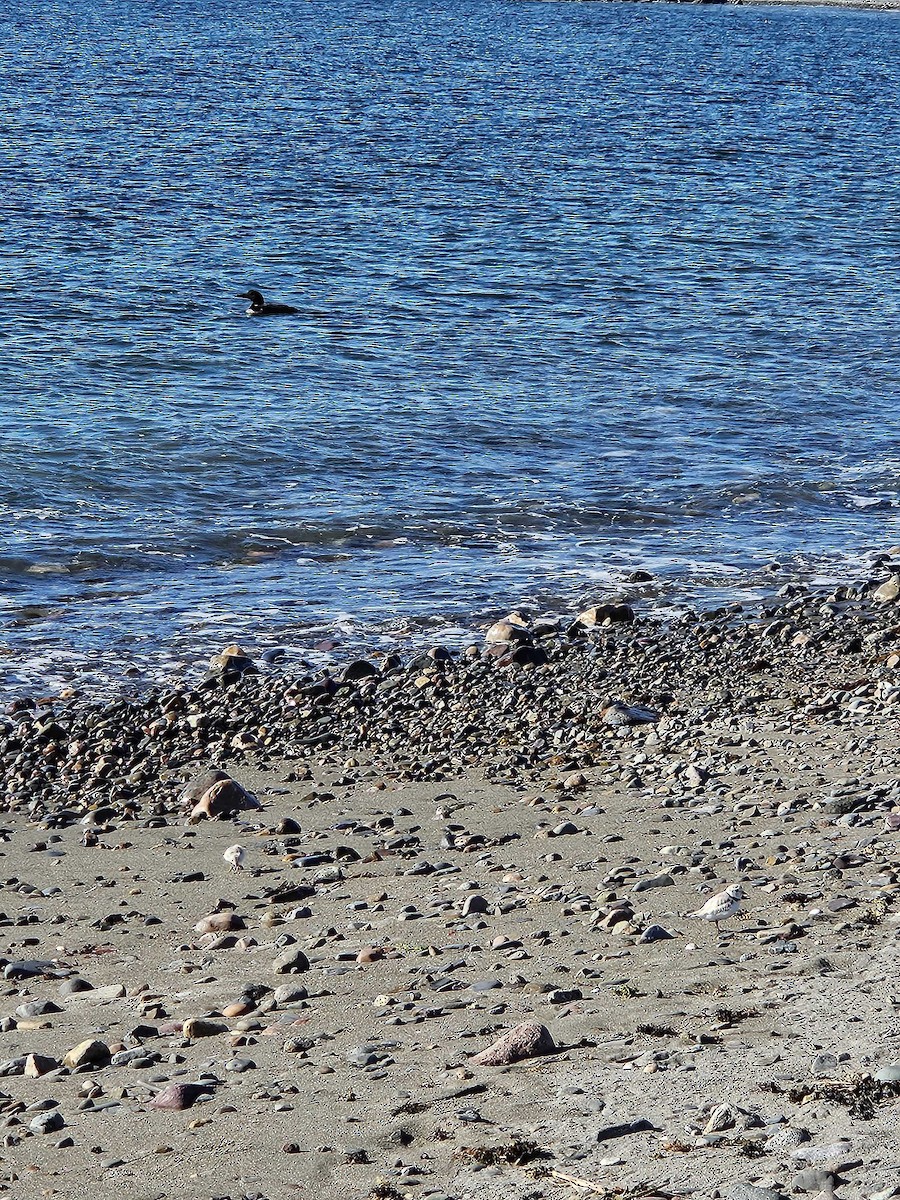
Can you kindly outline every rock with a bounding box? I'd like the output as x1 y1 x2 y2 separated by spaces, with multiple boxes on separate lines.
29 1109 65 1134
792 1167 838 1192
704 1103 738 1133
471 1022 556 1066
58 977 93 995
724 1187 786 1200
632 872 674 893
179 769 231 806
500 644 548 667
63 1039 111 1070
638 924 675 943
573 603 635 628
189 776 259 822
16 999 61 1018
550 821 579 837
484 618 531 646
149 1082 211 1110
873 574 900 603
342 660 380 681
225 1057 255 1072
203 644 258 686
596 1118 656 1142
875 1064 900 1082
24 1053 61 1077
273 983 309 1004
273 948 310 974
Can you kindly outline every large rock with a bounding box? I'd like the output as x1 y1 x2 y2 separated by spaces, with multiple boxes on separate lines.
572 602 635 628
202 644 258 687
484 614 531 646
471 1022 556 1066
873 574 900 603
149 1082 212 1110
272 948 310 975
188 776 260 823
178 769 230 807
63 1039 111 1070
29 1110 65 1134
24 1053 61 1077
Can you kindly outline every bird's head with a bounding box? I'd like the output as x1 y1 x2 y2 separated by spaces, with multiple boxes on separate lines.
239 290 264 307
725 884 746 900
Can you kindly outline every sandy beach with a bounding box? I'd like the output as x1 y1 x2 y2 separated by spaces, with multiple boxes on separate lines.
4 567 900 1200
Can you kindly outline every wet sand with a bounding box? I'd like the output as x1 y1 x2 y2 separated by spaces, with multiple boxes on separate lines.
3 569 900 1199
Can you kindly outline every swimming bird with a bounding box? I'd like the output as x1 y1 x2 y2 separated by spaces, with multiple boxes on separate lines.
223 844 246 872
693 883 745 929
238 288 299 316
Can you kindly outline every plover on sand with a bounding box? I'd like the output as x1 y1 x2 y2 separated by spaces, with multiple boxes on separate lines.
693 883 745 929
223 844 246 872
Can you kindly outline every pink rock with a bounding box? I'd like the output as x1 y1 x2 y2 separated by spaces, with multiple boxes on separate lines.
355 947 383 964
149 1082 210 1110
471 1021 556 1066
189 778 259 823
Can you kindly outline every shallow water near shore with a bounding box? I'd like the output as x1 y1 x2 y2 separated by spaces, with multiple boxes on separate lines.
3 0 900 697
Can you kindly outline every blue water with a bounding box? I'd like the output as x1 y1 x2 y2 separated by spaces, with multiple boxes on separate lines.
3 0 900 695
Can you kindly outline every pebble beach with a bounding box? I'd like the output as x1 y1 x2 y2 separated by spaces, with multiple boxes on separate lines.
4 562 900 1199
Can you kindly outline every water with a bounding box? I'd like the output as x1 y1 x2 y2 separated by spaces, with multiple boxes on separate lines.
3 0 900 697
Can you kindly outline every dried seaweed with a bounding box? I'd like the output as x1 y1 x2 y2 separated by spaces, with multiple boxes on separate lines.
530 1169 676 1198
768 1072 900 1120
856 897 890 928
636 1022 675 1037
456 1137 551 1166
367 1186 404 1200
661 1138 693 1153
712 1006 759 1025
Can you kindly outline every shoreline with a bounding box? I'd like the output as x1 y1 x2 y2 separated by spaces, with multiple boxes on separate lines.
3 570 900 1196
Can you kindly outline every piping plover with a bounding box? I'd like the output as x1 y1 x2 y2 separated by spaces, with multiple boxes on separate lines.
693 883 745 927
223 844 246 872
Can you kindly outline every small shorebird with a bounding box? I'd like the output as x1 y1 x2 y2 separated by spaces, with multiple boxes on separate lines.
693 883 745 931
238 288 299 316
223 844 246 872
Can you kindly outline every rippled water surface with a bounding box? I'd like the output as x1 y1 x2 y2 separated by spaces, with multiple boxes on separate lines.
3 0 900 694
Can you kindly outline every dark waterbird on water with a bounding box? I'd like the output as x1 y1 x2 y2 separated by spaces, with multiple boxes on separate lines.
238 288 299 316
